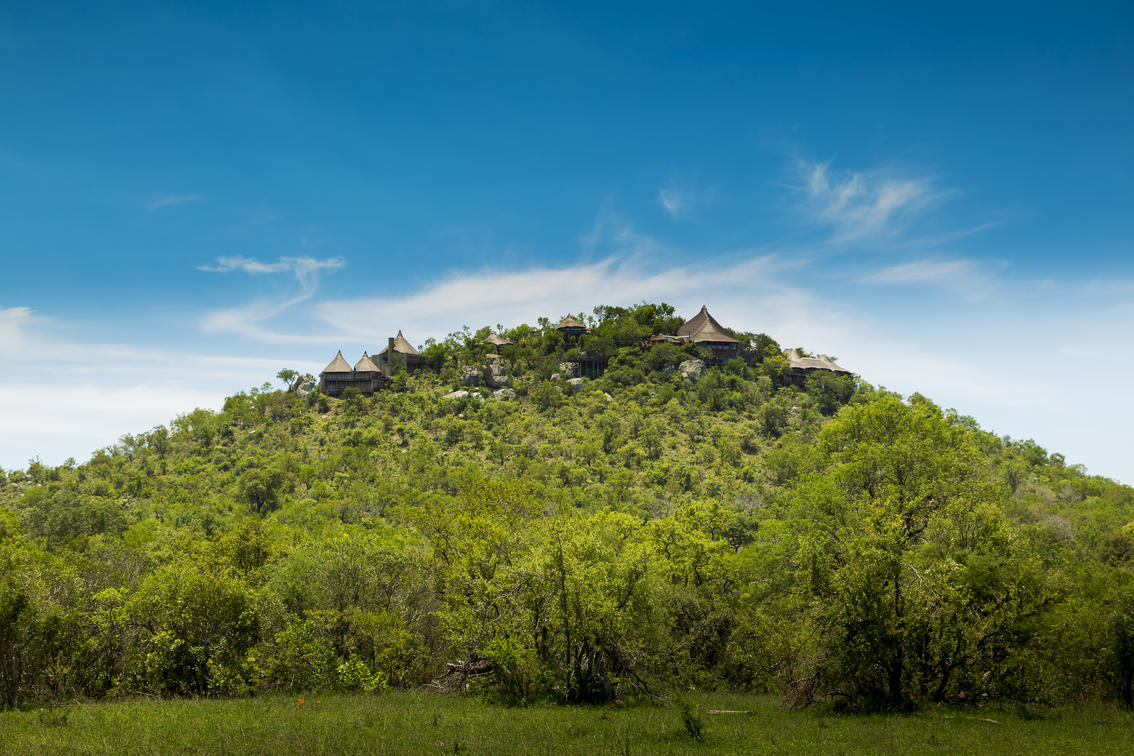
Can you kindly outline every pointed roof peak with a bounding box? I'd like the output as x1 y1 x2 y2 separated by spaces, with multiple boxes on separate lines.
322 350 353 374
354 352 379 372
677 305 740 344
381 331 419 356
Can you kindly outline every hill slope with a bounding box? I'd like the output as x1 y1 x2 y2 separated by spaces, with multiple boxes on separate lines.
1 303 1132 710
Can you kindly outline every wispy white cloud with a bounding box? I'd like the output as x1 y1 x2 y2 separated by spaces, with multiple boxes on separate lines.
1079 276 1134 298
659 188 688 218
799 160 953 242
0 306 33 347
0 385 222 465
0 309 320 383
317 221 824 348
856 257 1000 300
147 194 201 210
857 259 977 285
658 185 715 219
198 256 347 343
896 222 998 250
0 306 324 469
318 255 805 342
197 255 345 276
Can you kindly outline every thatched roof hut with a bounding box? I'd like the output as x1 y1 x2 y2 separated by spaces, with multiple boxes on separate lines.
379 330 419 357
377 330 426 375
678 305 741 345
554 315 587 332
354 352 379 373
321 350 353 374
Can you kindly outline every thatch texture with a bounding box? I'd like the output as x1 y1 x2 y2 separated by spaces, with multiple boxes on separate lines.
486 333 513 346
321 350 353 374
554 315 586 331
786 348 850 374
677 306 741 344
354 352 379 373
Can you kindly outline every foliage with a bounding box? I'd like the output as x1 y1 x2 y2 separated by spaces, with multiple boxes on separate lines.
0 303 1131 712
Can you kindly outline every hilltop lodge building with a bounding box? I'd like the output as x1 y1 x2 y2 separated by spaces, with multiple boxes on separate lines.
651 305 745 365
319 306 851 395
319 330 426 396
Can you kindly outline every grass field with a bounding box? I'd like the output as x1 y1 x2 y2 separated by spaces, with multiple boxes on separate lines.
2 692 1132 755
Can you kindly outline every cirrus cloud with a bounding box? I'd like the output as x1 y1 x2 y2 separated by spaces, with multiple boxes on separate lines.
800 160 954 243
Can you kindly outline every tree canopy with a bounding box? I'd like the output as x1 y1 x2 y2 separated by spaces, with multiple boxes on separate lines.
1 303 1131 710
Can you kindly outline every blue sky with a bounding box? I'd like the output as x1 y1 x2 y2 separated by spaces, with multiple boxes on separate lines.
1 1 1132 481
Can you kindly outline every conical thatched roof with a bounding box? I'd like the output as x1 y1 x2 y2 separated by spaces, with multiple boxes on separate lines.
354 352 379 372
321 350 353 374
378 330 420 357
555 315 586 331
677 305 741 344
394 331 419 355
486 332 513 346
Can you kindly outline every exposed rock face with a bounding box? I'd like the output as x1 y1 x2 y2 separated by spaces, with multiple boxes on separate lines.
602 392 613 402
460 366 481 387
679 359 706 382
558 361 580 379
566 377 586 393
483 354 510 388
493 388 516 400
294 375 317 397
442 389 471 400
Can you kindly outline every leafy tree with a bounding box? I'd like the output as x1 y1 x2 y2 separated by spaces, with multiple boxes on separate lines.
276 368 299 389
127 562 259 696
784 395 1053 709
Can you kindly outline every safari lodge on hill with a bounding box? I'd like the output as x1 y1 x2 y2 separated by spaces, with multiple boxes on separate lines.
317 351 385 397
674 305 745 365
378 331 426 374
318 306 852 395
648 305 749 366
553 315 588 339
318 330 425 396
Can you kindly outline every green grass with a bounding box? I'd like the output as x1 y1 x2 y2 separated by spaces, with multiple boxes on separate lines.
2 692 1132 755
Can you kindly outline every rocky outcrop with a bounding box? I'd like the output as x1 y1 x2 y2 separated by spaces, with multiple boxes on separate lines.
483 354 510 388
493 388 516 400
679 359 706 382
442 389 471 400
558 361 580 379
566 377 586 393
294 375 317 397
460 366 481 387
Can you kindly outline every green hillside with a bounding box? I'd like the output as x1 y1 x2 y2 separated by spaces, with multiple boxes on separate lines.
2 303 1132 711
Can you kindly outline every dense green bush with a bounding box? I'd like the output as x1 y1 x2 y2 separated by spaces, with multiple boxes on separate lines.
0 304 1131 711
